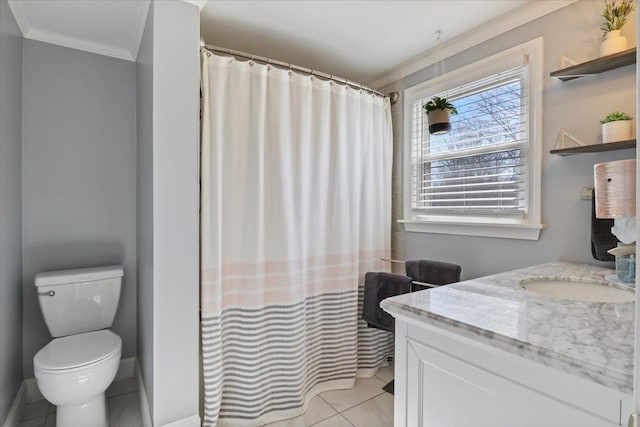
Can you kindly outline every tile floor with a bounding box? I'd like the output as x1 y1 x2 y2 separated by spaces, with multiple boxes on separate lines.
19 365 393 427
19 377 142 427
263 364 394 427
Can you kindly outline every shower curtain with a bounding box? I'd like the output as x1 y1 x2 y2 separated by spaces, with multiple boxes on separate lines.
200 50 393 426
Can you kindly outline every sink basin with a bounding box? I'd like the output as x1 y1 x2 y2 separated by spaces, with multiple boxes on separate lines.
520 278 634 303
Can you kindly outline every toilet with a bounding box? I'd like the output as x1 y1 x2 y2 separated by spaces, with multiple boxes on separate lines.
33 265 124 427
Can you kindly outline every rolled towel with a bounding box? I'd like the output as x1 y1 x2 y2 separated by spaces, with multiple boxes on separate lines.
362 272 412 332
405 259 461 290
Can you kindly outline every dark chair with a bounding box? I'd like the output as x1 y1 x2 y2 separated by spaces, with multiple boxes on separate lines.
362 259 461 394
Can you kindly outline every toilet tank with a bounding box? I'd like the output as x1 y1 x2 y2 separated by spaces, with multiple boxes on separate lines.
35 265 124 338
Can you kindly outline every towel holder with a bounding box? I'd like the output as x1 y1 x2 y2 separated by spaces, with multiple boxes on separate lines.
411 280 438 289
380 257 405 264
380 258 439 289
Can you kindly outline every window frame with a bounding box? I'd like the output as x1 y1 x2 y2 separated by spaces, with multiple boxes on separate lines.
401 38 544 240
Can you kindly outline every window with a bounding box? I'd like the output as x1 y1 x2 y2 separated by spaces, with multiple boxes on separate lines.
402 38 543 240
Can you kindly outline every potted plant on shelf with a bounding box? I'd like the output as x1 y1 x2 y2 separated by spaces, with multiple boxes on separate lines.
423 96 458 135
600 0 636 57
600 111 633 143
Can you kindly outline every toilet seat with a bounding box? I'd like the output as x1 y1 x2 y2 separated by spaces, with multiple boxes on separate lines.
34 330 121 372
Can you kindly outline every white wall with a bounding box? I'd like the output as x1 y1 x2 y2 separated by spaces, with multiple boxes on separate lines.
21 39 137 377
0 0 23 421
136 1 200 424
152 1 200 422
399 1 637 279
136 0 155 416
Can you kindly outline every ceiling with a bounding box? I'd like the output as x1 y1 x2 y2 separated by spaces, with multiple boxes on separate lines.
6 1 571 86
7 0 150 61
200 1 532 85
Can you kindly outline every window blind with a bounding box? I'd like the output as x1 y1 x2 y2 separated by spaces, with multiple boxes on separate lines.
411 65 529 216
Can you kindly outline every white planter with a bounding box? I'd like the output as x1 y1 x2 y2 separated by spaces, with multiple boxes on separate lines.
600 30 628 57
427 109 451 135
602 120 632 143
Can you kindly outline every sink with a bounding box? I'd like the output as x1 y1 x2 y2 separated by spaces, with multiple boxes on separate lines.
520 278 634 303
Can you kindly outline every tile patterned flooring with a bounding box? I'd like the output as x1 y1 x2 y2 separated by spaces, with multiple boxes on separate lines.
263 364 394 427
19 364 393 427
19 377 142 427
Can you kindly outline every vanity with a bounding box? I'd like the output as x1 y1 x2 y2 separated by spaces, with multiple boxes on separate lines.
381 262 634 427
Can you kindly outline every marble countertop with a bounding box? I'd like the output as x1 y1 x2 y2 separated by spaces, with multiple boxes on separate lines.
381 262 635 394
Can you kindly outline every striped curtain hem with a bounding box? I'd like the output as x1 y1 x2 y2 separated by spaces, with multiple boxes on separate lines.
201 287 393 426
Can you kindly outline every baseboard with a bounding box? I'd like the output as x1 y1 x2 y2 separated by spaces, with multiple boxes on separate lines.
115 356 135 381
1 382 26 427
135 359 153 427
24 378 43 403
134 360 200 427
13 357 199 427
160 415 201 427
23 356 136 404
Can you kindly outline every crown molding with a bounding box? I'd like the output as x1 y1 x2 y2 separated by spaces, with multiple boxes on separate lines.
6 0 30 36
6 0 150 62
366 0 577 89
26 28 135 61
182 0 208 12
130 0 151 60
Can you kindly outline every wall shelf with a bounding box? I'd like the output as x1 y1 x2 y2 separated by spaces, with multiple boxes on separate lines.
550 48 636 81
550 139 636 156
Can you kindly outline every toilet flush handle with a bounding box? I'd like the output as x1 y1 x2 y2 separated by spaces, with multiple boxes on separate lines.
37 290 55 297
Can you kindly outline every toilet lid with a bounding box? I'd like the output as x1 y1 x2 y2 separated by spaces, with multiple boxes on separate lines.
35 330 121 371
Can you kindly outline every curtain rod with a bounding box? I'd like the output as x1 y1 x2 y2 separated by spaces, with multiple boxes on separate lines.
202 44 386 98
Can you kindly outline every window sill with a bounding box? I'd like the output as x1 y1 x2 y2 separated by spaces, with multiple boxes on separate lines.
399 219 545 240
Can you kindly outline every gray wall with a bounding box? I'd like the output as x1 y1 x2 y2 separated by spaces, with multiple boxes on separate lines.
151 2 200 424
400 1 637 279
136 0 154 417
136 1 200 424
22 39 137 377
0 0 23 421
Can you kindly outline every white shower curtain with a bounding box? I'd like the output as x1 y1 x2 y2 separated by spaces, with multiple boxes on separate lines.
200 50 393 426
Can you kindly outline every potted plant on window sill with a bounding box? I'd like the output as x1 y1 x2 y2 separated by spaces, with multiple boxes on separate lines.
424 96 458 135
600 111 633 143
600 0 635 57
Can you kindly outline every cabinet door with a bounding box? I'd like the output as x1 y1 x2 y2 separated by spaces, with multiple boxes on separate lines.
406 338 620 427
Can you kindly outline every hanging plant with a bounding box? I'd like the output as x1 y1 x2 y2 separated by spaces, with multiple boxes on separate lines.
423 96 458 135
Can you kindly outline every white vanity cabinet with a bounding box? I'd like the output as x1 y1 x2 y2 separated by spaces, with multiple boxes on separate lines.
392 317 632 427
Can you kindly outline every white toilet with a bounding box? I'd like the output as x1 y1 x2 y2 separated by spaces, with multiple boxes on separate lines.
33 265 124 427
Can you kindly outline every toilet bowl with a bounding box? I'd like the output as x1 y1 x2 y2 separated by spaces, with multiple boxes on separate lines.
33 265 124 427
34 330 122 427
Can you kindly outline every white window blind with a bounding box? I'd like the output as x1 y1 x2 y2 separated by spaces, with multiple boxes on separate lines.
411 65 529 216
